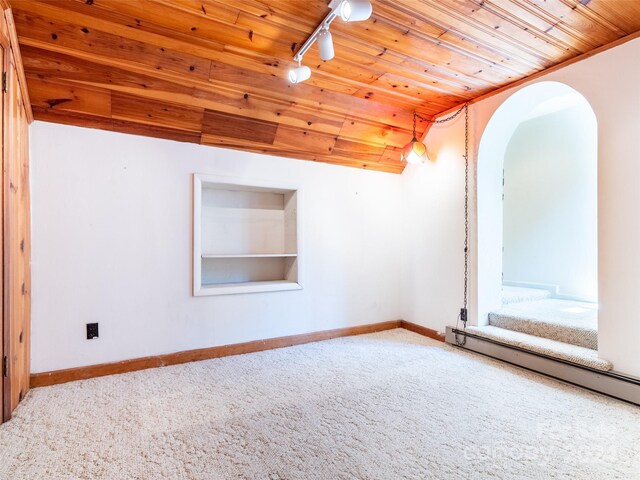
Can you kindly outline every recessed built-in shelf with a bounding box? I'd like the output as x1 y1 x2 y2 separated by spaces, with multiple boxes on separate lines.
193 174 302 296
200 280 302 296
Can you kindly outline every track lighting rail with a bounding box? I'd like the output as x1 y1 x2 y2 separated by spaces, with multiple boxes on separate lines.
293 5 339 63
289 0 373 83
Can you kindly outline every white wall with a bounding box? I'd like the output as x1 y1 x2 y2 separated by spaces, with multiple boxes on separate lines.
400 134 468 330
30 123 403 372
503 104 598 300
401 37 640 377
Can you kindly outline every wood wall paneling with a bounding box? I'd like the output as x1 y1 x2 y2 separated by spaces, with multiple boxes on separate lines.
7 51 30 413
1 7 31 423
0 33 4 423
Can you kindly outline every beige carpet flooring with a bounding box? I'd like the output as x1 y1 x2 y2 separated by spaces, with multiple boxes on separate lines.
1 329 639 480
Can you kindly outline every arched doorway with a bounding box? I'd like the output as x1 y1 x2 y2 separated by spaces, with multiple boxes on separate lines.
476 82 597 326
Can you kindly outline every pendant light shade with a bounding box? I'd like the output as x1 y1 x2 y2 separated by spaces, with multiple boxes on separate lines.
339 0 373 22
402 111 429 164
401 138 428 164
288 65 311 84
317 28 335 61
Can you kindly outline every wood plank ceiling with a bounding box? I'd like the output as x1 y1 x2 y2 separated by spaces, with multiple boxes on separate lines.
11 0 640 173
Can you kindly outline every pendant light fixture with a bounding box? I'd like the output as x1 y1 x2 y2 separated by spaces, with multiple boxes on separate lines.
401 105 469 164
401 112 429 164
288 0 373 84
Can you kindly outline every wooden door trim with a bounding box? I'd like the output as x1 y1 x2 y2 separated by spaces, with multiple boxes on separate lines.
4 10 31 124
0 28 8 423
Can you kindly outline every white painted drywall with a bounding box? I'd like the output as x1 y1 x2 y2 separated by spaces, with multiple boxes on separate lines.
503 103 598 300
30 123 403 372
401 37 640 377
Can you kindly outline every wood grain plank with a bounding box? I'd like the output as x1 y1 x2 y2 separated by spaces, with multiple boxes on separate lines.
13 9 213 81
486 0 607 50
4 37 31 416
33 105 204 144
339 116 415 149
112 92 204 132
273 125 337 156
22 48 417 156
331 139 386 164
0 21 5 424
20 44 419 131
583 0 640 35
28 76 111 117
202 109 278 145
5 9 33 123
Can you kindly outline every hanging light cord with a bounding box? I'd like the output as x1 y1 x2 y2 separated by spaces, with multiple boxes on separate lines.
412 104 467 138
455 104 470 346
416 104 470 347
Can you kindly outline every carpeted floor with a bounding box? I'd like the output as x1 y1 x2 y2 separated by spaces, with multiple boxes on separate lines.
1 329 639 480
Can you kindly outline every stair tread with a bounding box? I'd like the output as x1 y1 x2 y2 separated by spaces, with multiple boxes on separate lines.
489 298 598 349
466 325 612 371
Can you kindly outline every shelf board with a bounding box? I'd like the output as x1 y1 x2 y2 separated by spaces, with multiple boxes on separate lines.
196 280 302 296
201 253 297 259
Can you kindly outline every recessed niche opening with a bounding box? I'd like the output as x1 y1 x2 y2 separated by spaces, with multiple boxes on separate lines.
193 175 302 296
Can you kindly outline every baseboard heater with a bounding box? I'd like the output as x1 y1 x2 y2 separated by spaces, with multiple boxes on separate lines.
445 327 640 406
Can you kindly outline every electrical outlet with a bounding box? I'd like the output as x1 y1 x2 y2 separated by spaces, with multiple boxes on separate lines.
86 323 99 340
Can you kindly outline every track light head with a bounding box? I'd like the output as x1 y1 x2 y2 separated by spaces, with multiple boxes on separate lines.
339 0 373 22
317 28 335 61
288 65 311 84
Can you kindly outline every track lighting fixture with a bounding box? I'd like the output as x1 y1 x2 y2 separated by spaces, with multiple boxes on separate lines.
288 0 373 84
339 0 373 22
288 64 312 84
317 28 335 61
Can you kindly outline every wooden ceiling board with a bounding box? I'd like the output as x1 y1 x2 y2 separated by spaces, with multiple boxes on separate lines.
11 0 640 173
21 44 421 133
